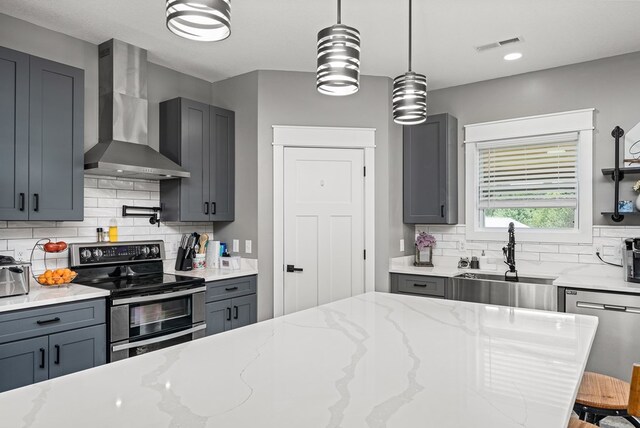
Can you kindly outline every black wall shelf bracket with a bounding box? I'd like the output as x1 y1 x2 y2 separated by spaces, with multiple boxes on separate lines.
122 205 162 227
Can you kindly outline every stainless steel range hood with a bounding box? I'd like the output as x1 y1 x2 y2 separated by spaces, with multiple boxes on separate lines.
84 39 189 180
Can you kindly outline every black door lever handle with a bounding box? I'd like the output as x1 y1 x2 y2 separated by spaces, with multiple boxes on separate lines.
286 265 303 273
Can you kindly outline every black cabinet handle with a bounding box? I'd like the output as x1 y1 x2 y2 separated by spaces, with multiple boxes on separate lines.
225 286 238 291
440 205 445 218
204 202 209 214
39 348 45 369
226 307 231 321
286 265 303 273
54 345 60 365
33 194 39 212
413 283 428 288
19 193 25 211
211 202 217 215
233 305 239 319
36 317 60 326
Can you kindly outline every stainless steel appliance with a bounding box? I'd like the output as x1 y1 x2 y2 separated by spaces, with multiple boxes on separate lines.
0 256 30 298
623 238 640 283
565 289 640 382
449 273 557 311
69 241 205 362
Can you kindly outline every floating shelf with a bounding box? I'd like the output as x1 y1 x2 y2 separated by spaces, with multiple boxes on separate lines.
602 166 640 180
601 211 640 216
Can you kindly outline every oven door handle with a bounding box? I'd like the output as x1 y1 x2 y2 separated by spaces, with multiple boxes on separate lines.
112 286 206 306
112 324 206 352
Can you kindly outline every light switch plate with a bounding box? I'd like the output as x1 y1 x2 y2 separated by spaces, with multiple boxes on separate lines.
232 239 239 253
245 240 252 254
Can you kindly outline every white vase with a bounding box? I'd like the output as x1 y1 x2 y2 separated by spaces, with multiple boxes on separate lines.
636 194 640 211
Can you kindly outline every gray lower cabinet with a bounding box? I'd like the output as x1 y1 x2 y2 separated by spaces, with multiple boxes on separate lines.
0 299 106 393
160 97 235 222
0 45 84 221
403 113 458 224
390 273 447 299
204 276 257 336
0 336 48 392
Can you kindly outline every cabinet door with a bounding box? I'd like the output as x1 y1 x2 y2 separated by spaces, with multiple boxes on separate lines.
205 300 232 336
209 106 235 221
231 294 257 330
403 114 457 224
29 56 84 221
179 99 211 221
0 336 48 393
48 325 106 380
0 47 29 220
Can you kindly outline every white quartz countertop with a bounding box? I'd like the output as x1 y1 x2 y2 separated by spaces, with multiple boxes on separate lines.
163 258 258 282
0 280 109 313
0 292 597 428
390 256 640 294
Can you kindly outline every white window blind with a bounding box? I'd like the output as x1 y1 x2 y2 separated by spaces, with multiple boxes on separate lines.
478 132 579 209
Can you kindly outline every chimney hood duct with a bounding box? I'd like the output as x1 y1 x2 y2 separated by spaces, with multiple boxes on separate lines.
84 39 190 180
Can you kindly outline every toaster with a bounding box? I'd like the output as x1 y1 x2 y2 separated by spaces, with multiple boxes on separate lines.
0 256 30 298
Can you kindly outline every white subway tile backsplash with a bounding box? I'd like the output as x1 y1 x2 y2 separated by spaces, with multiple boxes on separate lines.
521 244 559 253
0 176 214 264
559 245 593 255
540 253 579 263
600 228 633 238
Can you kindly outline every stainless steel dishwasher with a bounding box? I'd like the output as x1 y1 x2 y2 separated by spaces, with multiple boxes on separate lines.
565 289 640 382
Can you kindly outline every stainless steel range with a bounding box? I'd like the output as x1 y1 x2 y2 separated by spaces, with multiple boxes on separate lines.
69 241 205 362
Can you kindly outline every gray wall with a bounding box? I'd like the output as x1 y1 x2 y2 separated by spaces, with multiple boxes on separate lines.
210 72 260 257
427 51 640 226
0 13 212 153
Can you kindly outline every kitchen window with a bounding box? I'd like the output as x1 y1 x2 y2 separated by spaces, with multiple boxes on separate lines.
465 109 594 243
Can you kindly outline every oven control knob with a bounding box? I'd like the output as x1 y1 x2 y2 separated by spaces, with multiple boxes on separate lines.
140 246 150 256
93 249 103 259
150 246 159 255
80 249 92 259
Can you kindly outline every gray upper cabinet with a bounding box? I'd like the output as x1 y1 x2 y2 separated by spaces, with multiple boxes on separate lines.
403 113 458 224
0 47 29 220
0 46 84 221
160 98 235 222
29 56 84 221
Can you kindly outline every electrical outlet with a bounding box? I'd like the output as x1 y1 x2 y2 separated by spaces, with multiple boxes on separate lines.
400 239 405 252
232 239 239 253
16 250 26 260
594 245 602 255
459 241 466 251
245 240 252 254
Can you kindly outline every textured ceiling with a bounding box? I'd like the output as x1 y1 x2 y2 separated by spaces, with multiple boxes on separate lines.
1 0 640 89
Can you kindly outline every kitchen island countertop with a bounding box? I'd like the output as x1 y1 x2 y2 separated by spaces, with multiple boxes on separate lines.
0 292 597 428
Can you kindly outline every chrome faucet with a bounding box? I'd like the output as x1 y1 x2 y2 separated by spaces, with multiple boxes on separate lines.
503 222 519 282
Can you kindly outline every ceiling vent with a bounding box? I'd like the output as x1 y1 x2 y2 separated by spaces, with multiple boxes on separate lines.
475 36 523 52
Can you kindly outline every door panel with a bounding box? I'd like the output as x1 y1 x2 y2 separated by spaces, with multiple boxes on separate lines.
0 47 29 219
48 325 106 379
180 99 210 221
283 148 365 315
29 56 84 221
0 336 48 392
205 300 231 336
210 106 235 221
231 295 257 329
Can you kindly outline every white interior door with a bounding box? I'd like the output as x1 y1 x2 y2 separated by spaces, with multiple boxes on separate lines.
283 147 365 315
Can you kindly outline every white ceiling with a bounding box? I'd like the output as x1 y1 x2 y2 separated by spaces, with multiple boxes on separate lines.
2 0 640 89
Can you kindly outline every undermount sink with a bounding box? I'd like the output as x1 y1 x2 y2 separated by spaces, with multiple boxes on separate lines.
449 272 558 311
453 272 556 285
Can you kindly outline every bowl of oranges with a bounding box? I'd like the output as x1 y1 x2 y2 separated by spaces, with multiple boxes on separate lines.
37 268 77 286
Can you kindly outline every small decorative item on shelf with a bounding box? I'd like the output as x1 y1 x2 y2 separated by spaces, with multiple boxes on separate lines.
619 200 634 213
414 232 436 267
634 180 640 211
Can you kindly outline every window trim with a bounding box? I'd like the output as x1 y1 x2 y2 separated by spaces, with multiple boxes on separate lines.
464 109 594 244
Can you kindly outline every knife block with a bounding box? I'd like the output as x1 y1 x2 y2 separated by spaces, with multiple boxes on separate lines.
174 248 193 271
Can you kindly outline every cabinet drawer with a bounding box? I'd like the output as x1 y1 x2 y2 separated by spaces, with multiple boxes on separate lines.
0 299 106 344
206 276 257 303
396 275 446 297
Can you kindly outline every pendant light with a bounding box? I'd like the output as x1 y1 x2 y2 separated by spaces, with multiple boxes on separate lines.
166 0 231 42
316 0 361 96
392 0 427 125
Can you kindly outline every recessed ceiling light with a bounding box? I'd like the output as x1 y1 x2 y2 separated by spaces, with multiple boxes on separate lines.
116 169 123 173
504 52 523 61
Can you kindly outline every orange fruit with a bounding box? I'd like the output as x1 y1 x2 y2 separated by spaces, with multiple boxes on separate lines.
63 268 71 275
55 278 64 285
37 275 47 284
44 270 53 278
55 269 64 276
46 278 55 285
